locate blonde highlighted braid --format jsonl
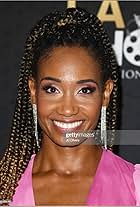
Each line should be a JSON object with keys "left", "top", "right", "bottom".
{"left": 0, "top": 7, "right": 120, "bottom": 201}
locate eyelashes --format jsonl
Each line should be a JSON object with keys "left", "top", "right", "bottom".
{"left": 41, "top": 84, "right": 97, "bottom": 95}
{"left": 42, "top": 85, "right": 59, "bottom": 94}
{"left": 78, "top": 87, "right": 96, "bottom": 94}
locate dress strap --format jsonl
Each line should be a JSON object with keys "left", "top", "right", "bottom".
{"left": 133, "top": 164, "right": 140, "bottom": 206}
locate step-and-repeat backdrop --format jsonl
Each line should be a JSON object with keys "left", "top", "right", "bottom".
{"left": 0, "top": 1, "right": 140, "bottom": 163}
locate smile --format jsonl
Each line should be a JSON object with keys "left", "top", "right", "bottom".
{"left": 53, "top": 120, "right": 83, "bottom": 129}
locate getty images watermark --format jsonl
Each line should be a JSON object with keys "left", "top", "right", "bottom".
{"left": 64, "top": 131, "right": 95, "bottom": 144}
{"left": 64, "top": 130, "right": 140, "bottom": 145}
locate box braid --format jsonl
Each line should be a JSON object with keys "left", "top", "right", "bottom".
{"left": 0, "top": 7, "right": 120, "bottom": 202}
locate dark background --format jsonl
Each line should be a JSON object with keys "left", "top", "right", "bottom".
{"left": 0, "top": 1, "right": 140, "bottom": 163}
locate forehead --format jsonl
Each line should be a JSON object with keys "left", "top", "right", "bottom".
{"left": 37, "top": 46, "right": 102, "bottom": 82}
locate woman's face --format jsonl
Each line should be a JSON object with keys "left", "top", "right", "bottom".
{"left": 29, "top": 46, "right": 113, "bottom": 147}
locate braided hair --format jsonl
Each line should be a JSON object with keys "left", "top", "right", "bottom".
{"left": 0, "top": 7, "right": 120, "bottom": 201}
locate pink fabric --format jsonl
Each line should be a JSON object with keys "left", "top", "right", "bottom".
{"left": 11, "top": 149, "right": 136, "bottom": 206}
{"left": 86, "top": 150, "right": 136, "bottom": 205}
{"left": 11, "top": 155, "right": 35, "bottom": 206}
{"left": 133, "top": 164, "right": 140, "bottom": 206}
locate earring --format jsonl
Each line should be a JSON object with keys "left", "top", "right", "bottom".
{"left": 101, "top": 106, "right": 107, "bottom": 150}
{"left": 33, "top": 104, "right": 39, "bottom": 148}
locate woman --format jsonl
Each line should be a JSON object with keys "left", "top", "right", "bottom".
{"left": 0, "top": 7, "right": 136, "bottom": 205}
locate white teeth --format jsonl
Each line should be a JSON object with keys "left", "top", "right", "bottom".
{"left": 53, "top": 120, "right": 83, "bottom": 129}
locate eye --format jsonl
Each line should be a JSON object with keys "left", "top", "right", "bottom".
{"left": 78, "top": 87, "right": 96, "bottom": 94}
{"left": 42, "top": 85, "right": 59, "bottom": 94}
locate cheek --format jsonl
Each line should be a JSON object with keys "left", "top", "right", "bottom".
{"left": 88, "top": 102, "right": 101, "bottom": 118}
{"left": 36, "top": 92, "right": 55, "bottom": 118}
{"left": 81, "top": 97, "right": 102, "bottom": 126}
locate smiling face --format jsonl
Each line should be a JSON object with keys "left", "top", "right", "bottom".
{"left": 29, "top": 46, "right": 113, "bottom": 147}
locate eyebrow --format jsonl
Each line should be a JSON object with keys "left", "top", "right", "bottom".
{"left": 40, "top": 77, "right": 98, "bottom": 85}
{"left": 40, "top": 77, "right": 61, "bottom": 83}
{"left": 76, "top": 79, "right": 98, "bottom": 85}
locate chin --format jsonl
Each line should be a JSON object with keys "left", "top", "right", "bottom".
{"left": 50, "top": 135, "right": 88, "bottom": 148}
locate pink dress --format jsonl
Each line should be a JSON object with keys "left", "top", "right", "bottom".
{"left": 133, "top": 164, "right": 140, "bottom": 206}
{"left": 11, "top": 149, "right": 136, "bottom": 206}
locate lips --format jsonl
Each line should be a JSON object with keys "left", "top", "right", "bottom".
{"left": 53, "top": 120, "right": 83, "bottom": 130}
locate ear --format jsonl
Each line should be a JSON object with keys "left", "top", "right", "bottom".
{"left": 102, "top": 79, "right": 114, "bottom": 107}
{"left": 28, "top": 77, "right": 37, "bottom": 104}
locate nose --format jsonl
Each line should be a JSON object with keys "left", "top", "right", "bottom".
{"left": 56, "top": 95, "right": 79, "bottom": 117}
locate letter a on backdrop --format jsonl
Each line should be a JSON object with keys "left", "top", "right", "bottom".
{"left": 97, "top": 0, "right": 125, "bottom": 29}
{"left": 67, "top": 0, "right": 76, "bottom": 8}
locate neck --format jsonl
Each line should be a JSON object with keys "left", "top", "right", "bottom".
{"left": 33, "top": 135, "right": 103, "bottom": 176}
